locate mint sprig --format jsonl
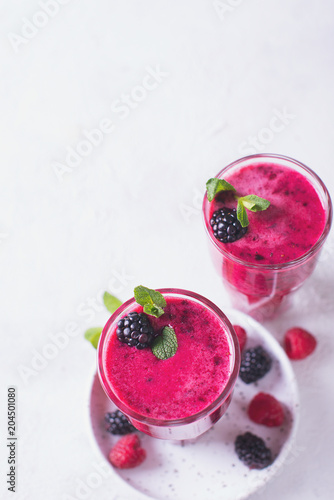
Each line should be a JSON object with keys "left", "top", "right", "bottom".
{"left": 134, "top": 286, "right": 166, "bottom": 318}
{"left": 103, "top": 291, "right": 123, "bottom": 314}
{"left": 238, "top": 194, "right": 271, "bottom": 212}
{"left": 84, "top": 327, "right": 103, "bottom": 349}
{"left": 237, "top": 201, "right": 249, "bottom": 227}
{"left": 206, "top": 178, "right": 236, "bottom": 202}
{"left": 151, "top": 326, "right": 178, "bottom": 360}
{"left": 236, "top": 195, "right": 271, "bottom": 227}
{"left": 206, "top": 177, "right": 270, "bottom": 227}
{"left": 134, "top": 287, "right": 179, "bottom": 358}
{"left": 84, "top": 291, "right": 122, "bottom": 349}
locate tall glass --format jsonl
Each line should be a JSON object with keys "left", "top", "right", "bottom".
{"left": 97, "top": 289, "right": 240, "bottom": 441}
{"left": 203, "top": 154, "right": 332, "bottom": 321}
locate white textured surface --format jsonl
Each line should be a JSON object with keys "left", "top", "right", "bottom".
{"left": 1, "top": 1, "right": 334, "bottom": 499}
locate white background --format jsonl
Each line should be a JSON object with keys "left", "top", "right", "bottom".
{"left": 1, "top": 0, "right": 334, "bottom": 499}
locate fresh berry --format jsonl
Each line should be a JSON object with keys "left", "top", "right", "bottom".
{"left": 109, "top": 434, "right": 146, "bottom": 469}
{"left": 248, "top": 392, "right": 284, "bottom": 427}
{"left": 233, "top": 325, "right": 247, "bottom": 351}
{"left": 116, "top": 311, "right": 158, "bottom": 349}
{"left": 239, "top": 346, "right": 272, "bottom": 384}
{"left": 105, "top": 410, "right": 136, "bottom": 435}
{"left": 284, "top": 327, "right": 317, "bottom": 360}
{"left": 235, "top": 432, "right": 272, "bottom": 469}
{"left": 210, "top": 207, "right": 247, "bottom": 243}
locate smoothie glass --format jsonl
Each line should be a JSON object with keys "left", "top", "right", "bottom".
{"left": 97, "top": 289, "right": 240, "bottom": 441}
{"left": 203, "top": 154, "right": 332, "bottom": 321}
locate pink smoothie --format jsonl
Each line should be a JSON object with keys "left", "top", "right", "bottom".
{"left": 210, "top": 162, "right": 326, "bottom": 265}
{"left": 103, "top": 296, "right": 232, "bottom": 420}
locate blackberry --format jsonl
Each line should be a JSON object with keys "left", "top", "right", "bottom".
{"left": 210, "top": 207, "right": 247, "bottom": 243}
{"left": 116, "top": 311, "right": 158, "bottom": 349}
{"left": 105, "top": 410, "right": 136, "bottom": 435}
{"left": 239, "top": 346, "right": 272, "bottom": 384}
{"left": 235, "top": 432, "right": 272, "bottom": 469}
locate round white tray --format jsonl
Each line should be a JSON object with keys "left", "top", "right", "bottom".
{"left": 88, "top": 309, "right": 299, "bottom": 500}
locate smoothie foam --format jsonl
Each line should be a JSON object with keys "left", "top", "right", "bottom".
{"left": 103, "top": 296, "right": 232, "bottom": 420}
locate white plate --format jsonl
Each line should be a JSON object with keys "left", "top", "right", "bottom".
{"left": 88, "top": 309, "right": 299, "bottom": 500}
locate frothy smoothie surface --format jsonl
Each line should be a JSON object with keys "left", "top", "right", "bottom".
{"left": 211, "top": 163, "right": 326, "bottom": 265}
{"left": 103, "top": 297, "right": 232, "bottom": 420}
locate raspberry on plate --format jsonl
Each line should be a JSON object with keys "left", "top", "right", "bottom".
{"left": 248, "top": 392, "right": 284, "bottom": 427}
{"left": 239, "top": 346, "right": 272, "bottom": 384}
{"left": 109, "top": 434, "right": 146, "bottom": 469}
{"left": 284, "top": 327, "right": 317, "bottom": 360}
{"left": 233, "top": 325, "right": 247, "bottom": 351}
{"left": 235, "top": 431, "right": 272, "bottom": 469}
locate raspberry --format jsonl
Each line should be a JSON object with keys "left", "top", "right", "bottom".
{"left": 105, "top": 410, "right": 136, "bottom": 435}
{"left": 109, "top": 434, "right": 146, "bottom": 469}
{"left": 210, "top": 207, "right": 247, "bottom": 243}
{"left": 284, "top": 327, "right": 317, "bottom": 360}
{"left": 235, "top": 432, "right": 272, "bottom": 469}
{"left": 233, "top": 325, "right": 247, "bottom": 351}
{"left": 116, "top": 311, "right": 158, "bottom": 349}
{"left": 248, "top": 392, "right": 285, "bottom": 427}
{"left": 239, "top": 346, "right": 272, "bottom": 384}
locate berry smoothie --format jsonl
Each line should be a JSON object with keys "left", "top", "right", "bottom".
{"left": 203, "top": 155, "right": 332, "bottom": 319}
{"left": 98, "top": 289, "right": 240, "bottom": 440}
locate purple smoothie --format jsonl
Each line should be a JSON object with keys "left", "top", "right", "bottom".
{"left": 103, "top": 296, "right": 233, "bottom": 420}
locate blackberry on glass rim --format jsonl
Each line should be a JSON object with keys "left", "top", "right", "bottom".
{"left": 210, "top": 207, "right": 247, "bottom": 243}
{"left": 116, "top": 311, "right": 158, "bottom": 349}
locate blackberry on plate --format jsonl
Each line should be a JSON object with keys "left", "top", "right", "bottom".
{"left": 235, "top": 431, "right": 272, "bottom": 469}
{"left": 210, "top": 207, "right": 247, "bottom": 243}
{"left": 239, "top": 346, "right": 272, "bottom": 384}
{"left": 116, "top": 311, "right": 158, "bottom": 349}
{"left": 105, "top": 410, "right": 136, "bottom": 435}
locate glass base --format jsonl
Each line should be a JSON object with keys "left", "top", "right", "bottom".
{"left": 225, "top": 283, "right": 292, "bottom": 321}
{"left": 128, "top": 393, "right": 233, "bottom": 440}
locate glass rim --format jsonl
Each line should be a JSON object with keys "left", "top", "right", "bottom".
{"left": 202, "top": 153, "right": 333, "bottom": 270}
{"left": 97, "top": 288, "right": 241, "bottom": 427}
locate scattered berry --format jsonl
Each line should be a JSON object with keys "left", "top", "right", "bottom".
{"left": 116, "top": 311, "right": 158, "bottom": 349}
{"left": 235, "top": 432, "right": 272, "bottom": 469}
{"left": 105, "top": 410, "right": 136, "bottom": 435}
{"left": 109, "top": 434, "right": 146, "bottom": 469}
{"left": 233, "top": 325, "right": 247, "bottom": 351}
{"left": 239, "top": 346, "right": 272, "bottom": 384}
{"left": 284, "top": 327, "right": 317, "bottom": 360}
{"left": 210, "top": 207, "right": 247, "bottom": 243}
{"left": 248, "top": 392, "right": 284, "bottom": 427}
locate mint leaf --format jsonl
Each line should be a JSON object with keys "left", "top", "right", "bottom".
{"left": 236, "top": 195, "right": 270, "bottom": 227}
{"left": 84, "top": 327, "right": 103, "bottom": 349}
{"left": 134, "top": 286, "right": 152, "bottom": 306}
{"left": 237, "top": 200, "right": 249, "bottom": 227}
{"left": 134, "top": 286, "right": 166, "bottom": 318}
{"left": 206, "top": 178, "right": 236, "bottom": 202}
{"left": 238, "top": 195, "right": 270, "bottom": 212}
{"left": 143, "top": 303, "right": 165, "bottom": 318}
{"left": 145, "top": 288, "right": 166, "bottom": 308}
{"left": 103, "top": 292, "right": 122, "bottom": 314}
{"left": 151, "top": 326, "right": 178, "bottom": 360}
